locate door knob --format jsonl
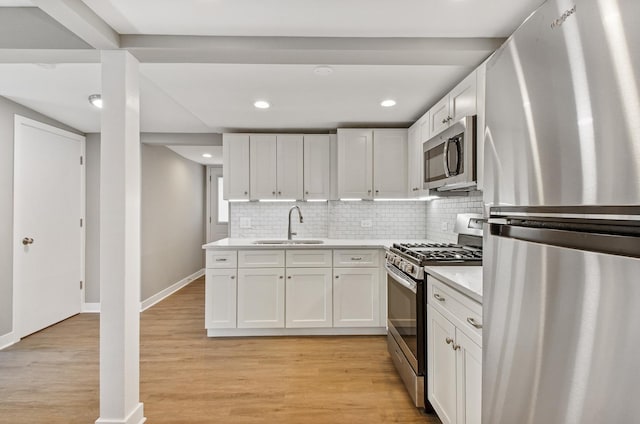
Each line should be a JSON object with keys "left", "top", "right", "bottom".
{"left": 22, "top": 237, "right": 34, "bottom": 245}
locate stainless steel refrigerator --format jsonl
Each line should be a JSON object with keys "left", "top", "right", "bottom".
{"left": 483, "top": 0, "right": 640, "bottom": 422}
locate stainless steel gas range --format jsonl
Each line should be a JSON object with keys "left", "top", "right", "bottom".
{"left": 385, "top": 214, "right": 483, "bottom": 410}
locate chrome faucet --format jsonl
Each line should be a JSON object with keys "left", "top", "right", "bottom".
{"left": 288, "top": 205, "right": 304, "bottom": 240}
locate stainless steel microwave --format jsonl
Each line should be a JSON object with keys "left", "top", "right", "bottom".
{"left": 423, "top": 115, "right": 477, "bottom": 192}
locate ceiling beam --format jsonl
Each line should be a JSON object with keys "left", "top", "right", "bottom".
{"left": 121, "top": 35, "right": 505, "bottom": 66}
{"left": 32, "top": 0, "right": 120, "bottom": 49}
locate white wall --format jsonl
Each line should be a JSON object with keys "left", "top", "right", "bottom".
{"left": 229, "top": 200, "right": 427, "bottom": 239}
{"left": 0, "top": 95, "right": 83, "bottom": 338}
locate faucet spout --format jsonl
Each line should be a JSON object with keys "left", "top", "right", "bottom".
{"left": 288, "top": 206, "right": 304, "bottom": 240}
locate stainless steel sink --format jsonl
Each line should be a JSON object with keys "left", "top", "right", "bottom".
{"left": 252, "top": 239, "right": 324, "bottom": 245}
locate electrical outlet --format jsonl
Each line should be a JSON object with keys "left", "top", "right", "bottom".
{"left": 361, "top": 219, "right": 373, "bottom": 228}
{"left": 240, "top": 217, "right": 252, "bottom": 229}
{"left": 441, "top": 221, "right": 448, "bottom": 231}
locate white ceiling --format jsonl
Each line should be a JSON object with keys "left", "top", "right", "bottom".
{"left": 0, "top": 0, "right": 546, "bottom": 134}
{"left": 82, "top": 0, "right": 543, "bottom": 38}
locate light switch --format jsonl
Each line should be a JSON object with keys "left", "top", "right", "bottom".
{"left": 240, "top": 217, "right": 252, "bottom": 229}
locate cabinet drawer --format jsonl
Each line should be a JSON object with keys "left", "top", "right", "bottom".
{"left": 429, "top": 277, "right": 482, "bottom": 344}
{"left": 286, "top": 250, "right": 332, "bottom": 267}
{"left": 206, "top": 250, "right": 237, "bottom": 269}
{"left": 333, "top": 249, "right": 379, "bottom": 267}
{"left": 238, "top": 250, "right": 285, "bottom": 268}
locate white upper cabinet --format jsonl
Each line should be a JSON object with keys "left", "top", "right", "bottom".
{"left": 222, "top": 134, "right": 250, "bottom": 200}
{"left": 276, "top": 135, "right": 304, "bottom": 199}
{"left": 429, "top": 70, "right": 478, "bottom": 138}
{"left": 303, "top": 135, "right": 331, "bottom": 200}
{"left": 249, "top": 134, "right": 277, "bottom": 199}
{"left": 337, "top": 128, "right": 407, "bottom": 199}
{"left": 408, "top": 120, "right": 423, "bottom": 197}
{"left": 337, "top": 129, "right": 374, "bottom": 199}
{"left": 373, "top": 129, "right": 407, "bottom": 198}
{"left": 249, "top": 134, "right": 303, "bottom": 200}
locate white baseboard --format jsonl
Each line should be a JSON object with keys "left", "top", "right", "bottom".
{"left": 0, "top": 331, "right": 17, "bottom": 350}
{"left": 82, "top": 302, "right": 101, "bottom": 313}
{"left": 140, "top": 268, "right": 204, "bottom": 312}
{"left": 95, "top": 402, "right": 145, "bottom": 424}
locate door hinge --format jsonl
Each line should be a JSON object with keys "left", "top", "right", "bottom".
{"left": 80, "top": 156, "right": 83, "bottom": 165}
{"left": 80, "top": 281, "right": 83, "bottom": 290}
{"left": 80, "top": 218, "right": 83, "bottom": 227}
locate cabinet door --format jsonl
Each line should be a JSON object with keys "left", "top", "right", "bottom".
{"left": 407, "top": 121, "right": 422, "bottom": 196}
{"left": 276, "top": 134, "right": 303, "bottom": 199}
{"left": 457, "top": 330, "right": 482, "bottom": 424}
{"left": 333, "top": 268, "right": 379, "bottom": 327}
{"left": 237, "top": 268, "right": 285, "bottom": 328}
{"left": 373, "top": 129, "right": 407, "bottom": 198}
{"left": 249, "top": 134, "right": 277, "bottom": 200}
{"left": 222, "top": 134, "right": 250, "bottom": 200}
{"left": 205, "top": 269, "right": 237, "bottom": 329}
{"left": 337, "top": 129, "right": 373, "bottom": 199}
{"left": 450, "top": 70, "right": 477, "bottom": 122}
{"left": 303, "top": 135, "right": 331, "bottom": 200}
{"left": 286, "top": 268, "right": 333, "bottom": 328}
{"left": 427, "top": 305, "right": 457, "bottom": 424}
{"left": 430, "top": 96, "right": 451, "bottom": 137}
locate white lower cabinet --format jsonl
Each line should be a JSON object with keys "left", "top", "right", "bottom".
{"left": 205, "top": 268, "right": 237, "bottom": 329}
{"left": 285, "top": 268, "right": 332, "bottom": 328}
{"left": 333, "top": 268, "right": 379, "bottom": 327}
{"left": 237, "top": 268, "right": 285, "bottom": 328}
{"left": 427, "top": 277, "right": 482, "bottom": 424}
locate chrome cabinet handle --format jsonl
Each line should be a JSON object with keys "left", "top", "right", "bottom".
{"left": 446, "top": 337, "right": 453, "bottom": 345}
{"left": 467, "top": 317, "right": 483, "bottom": 329}
{"left": 22, "top": 237, "right": 34, "bottom": 245}
{"left": 434, "top": 293, "right": 445, "bottom": 302}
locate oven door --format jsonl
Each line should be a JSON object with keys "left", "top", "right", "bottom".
{"left": 386, "top": 264, "right": 425, "bottom": 375}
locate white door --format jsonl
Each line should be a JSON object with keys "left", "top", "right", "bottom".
{"left": 13, "top": 116, "right": 84, "bottom": 338}
{"left": 249, "top": 134, "right": 277, "bottom": 200}
{"left": 333, "top": 268, "right": 379, "bottom": 327}
{"left": 237, "top": 268, "right": 285, "bottom": 328}
{"left": 373, "top": 129, "right": 407, "bottom": 198}
{"left": 285, "top": 267, "right": 332, "bottom": 328}
{"left": 276, "top": 134, "right": 303, "bottom": 199}
{"left": 207, "top": 167, "right": 229, "bottom": 243}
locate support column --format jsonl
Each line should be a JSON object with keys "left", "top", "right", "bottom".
{"left": 96, "top": 50, "right": 145, "bottom": 424}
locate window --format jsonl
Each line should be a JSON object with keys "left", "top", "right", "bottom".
{"left": 217, "top": 177, "right": 229, "bottom": 223}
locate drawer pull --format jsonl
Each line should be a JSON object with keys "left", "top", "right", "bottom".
{"left": 467, "top": 317, "right": 483, "bottom": 329}
{"left": 434, "top": 293, "right": 446, "bottom": 302}
{"left": 350, "top": 257, "right": 363, "bottom": 261}
{"left": 215, "top": 258, "right": 227, "bottom": 262}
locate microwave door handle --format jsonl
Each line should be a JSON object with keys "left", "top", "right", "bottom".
{"left": 443, "top": 139, "right": 451, "bottom": 177}
{"left": 452, "top": 137, "right": 462, "bottom": 176}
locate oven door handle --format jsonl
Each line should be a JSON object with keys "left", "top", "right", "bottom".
{"left": 385, "top": 264, "right": 418, "bottom": 294}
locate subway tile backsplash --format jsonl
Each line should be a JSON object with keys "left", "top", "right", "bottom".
{"left": 425, "top": 191, "right": 484, "bottom": 243}
{"left": 230, "top": 200, "right": 426, "bottom": 239}
{"left": 229, "top": 191, "right": 483, "bottom": 242}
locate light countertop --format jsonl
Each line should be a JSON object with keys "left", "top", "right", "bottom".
{"left": 424, "top": 266, "right": 483, "bottom": 303}
{"left": 203, "top": 238, "right": 428, "bottom": 249}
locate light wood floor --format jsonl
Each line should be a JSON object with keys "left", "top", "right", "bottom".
{"left": 0, "top": 277, "right": 440, "bottom": 423}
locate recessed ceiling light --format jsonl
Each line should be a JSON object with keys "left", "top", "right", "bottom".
{"left": 254, "top": 100, "right": 270, "bottom": 109}
{"left": 381, "top": 99, "right": 396, "bottom": 107}
{"left": 88, "top": 94, "right": 102, "bottom": 109}
{"left": 313, "top": 65, "right": 334, "bottom": 76}
{"left": 202, "top": 153, "right": 212, "bottom": 158}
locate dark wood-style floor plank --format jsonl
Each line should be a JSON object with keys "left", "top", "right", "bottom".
{"left": 0, "top": 277, "right": 440, "bottom": 423}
